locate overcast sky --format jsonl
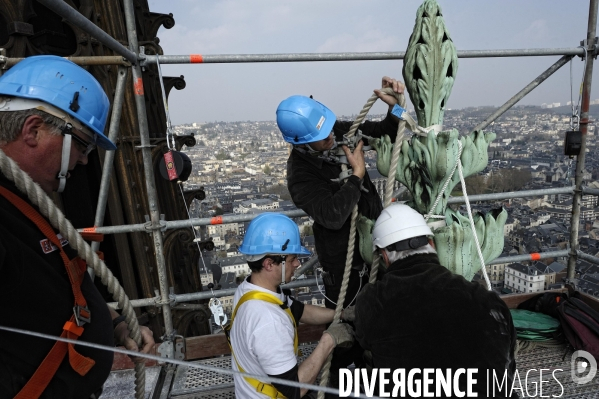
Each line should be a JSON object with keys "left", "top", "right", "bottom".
{"left": 147, "top": 0, "right": 599, "bottom": 124}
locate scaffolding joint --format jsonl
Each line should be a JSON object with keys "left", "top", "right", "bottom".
{"left": 143, "top": 215, "right": 168, "bottom": 233}
{"left": 580, "top": 37, "right": 598, "bottom": 59}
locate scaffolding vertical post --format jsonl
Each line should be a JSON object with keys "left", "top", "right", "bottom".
{"left": 568, "top": 0, "right": 598, "bottom": 279}
{"left": 122, "top": 0, "right": 175, "bottom": 353}
{"left": 90, "top": 66, "right": 129, "bottom": 268}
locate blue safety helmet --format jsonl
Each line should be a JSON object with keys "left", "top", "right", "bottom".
{"left": 0, "top": 55, "right": 115, "bottom": 150}
{"left": 239, "top": 213, "right": 310, "bottom": 258}
{"left": 276, "top": 95, "right": 336, "bottom": 145}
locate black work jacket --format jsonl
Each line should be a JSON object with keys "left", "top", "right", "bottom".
{"left": 286, "top": 113, "right": 399, "bottom": 273}
{"left": 0, "top": 174, "right": 114, "bottom": 399}
{"left": 354, "top": 253, "right": 518, "bottom": 398}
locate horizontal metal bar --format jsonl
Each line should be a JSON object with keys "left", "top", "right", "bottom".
{"left": 2, "top": 56, "right": 130, "bottom": 68}
{"left": 448, "top": 186, "right": 576, "bottom": 204}
{"left": 294, "top": 256, "right": 319, "bottom": 277}
{"left": 110, "top": 247, "right": 599, "bottom": 309}
{"left": 577, "top": 250, "right": 599, "bottom": 265}
{"left": 143, "top": 48, "right": 586, "bottom": 65}
{"left": 584, "top": 188, "right": 599, "bottom": 196}
{"left": 85, "top": 209, "right": 309, "bottom": 234}
{"left": 488, "top": 250, "right": 569, "bottom": 265}
{"left": 85, "top": 186, "right": 595, "bottom": 235}
{"left": 36, "top": 0, "right": 137, "bottom": 64}
{"left": 108, "top": 276, "right": 323, "bottom": 309}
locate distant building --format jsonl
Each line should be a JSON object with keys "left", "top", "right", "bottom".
{"left": 504, "top": 263, "right": 545, "bottom": 294}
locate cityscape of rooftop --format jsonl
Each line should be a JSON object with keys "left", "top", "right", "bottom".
{"left": 173, "top": 103, "right": 599, "bottom": 312}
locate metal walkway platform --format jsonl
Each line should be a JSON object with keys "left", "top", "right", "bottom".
{"left": 100, "top": 342, "right": 599, "bottom": 398}
{"left": 169, "top": 343, "right": 318, "bottom": 399}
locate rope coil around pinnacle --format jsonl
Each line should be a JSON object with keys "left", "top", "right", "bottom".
{"left": 0, "top": 148, "right": 146, "bottom": 399}
{"left": 317, "top": 87, "right": 403, "bottom": 398}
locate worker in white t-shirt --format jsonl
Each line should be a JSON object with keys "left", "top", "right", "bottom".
{"left": 230, "top": 213, "right": 354, "bottom": 399}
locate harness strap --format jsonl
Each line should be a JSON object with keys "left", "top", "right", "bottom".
{"left": 227, "top": 291, "right": 299, "bottom": 399}
{"left": 0, "top": 186, "right": 95, "bottom": 399}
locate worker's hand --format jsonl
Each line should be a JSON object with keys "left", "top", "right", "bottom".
{"left": 114, "top": 322, "right": 155, "bottom": 363}
{"left": 374, "top": 76, "right": 405, "bottom": 110}
{"left": 323, "top": 321, "right": 354, "bottom": 348}
{"left": 342, "top": 140, "right": 365, "bottom": 179}
{"left": 341, "top": 305, "right": 355, "bottom": 322}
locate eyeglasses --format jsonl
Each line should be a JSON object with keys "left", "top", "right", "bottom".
{"left": 61, "top": 123, "right": 96, "bottom": 156}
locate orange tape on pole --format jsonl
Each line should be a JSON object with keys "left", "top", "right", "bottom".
{"left": 190, "top": 54, "right": 204, "bottom": 63}
{"left": 210, "top": 216, "right": 223, "bottom": 225}
{"left": 134, "top": 78, "right": 144, "bottom": 95}
{"left": 530, "top": 253, "right": 541, "bottom": 261}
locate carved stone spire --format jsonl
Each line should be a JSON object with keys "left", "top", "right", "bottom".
{"left": 402, "top": 0, "right": 458, "bottom": 127}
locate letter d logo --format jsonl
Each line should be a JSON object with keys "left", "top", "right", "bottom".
{"left": 571, "top": 350, "right": 597, "bottom": 385}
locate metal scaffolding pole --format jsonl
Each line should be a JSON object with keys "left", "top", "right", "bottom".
{"left": 81, "top": 185, "right": 599, "bottom": 236}
{"left": 488, "top": 251, "right": 569, "bottom": 266}
{"left": 1, "top": 56, "right": 130, "bottom": 68}
{"left": 36, "top": 0, "right": 137, "bottom": 64}
{"left": 141, "top": 47, "right": 586, "bottom": 65}
{"left": 473, "top": 55, "right": 573, "bottom": 132}
{"left": 121, "top": 0, "right": 175, "bottom": 346}
{"left": 108, "top": 276, "right": 324, "bottom": 309}
{"left": 81, "top": 209, "right": 308, "bottom": 234}
{"left": 568, "top": 0, "right": 598, "bottom": 279}
{"left": 90, "top": 66, "right": 129, "bottom": 276}
{"left": 108, "top": 247, "right": 599, "bottom": 309}
{"left": 577, "top": 251, "right": 599, "bottom": 265}
{"left": 447, "top": 186, "right": 576, "bottom": 204}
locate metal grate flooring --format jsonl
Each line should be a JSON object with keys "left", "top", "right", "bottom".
{"left": 169, "top": 343, "right": 599, "bottom": 398}
{"left": 170, "top": 343, "right": 318, "bottom": 398}
{"left": 515, "top": 345, "right": 599, "bottom": 398}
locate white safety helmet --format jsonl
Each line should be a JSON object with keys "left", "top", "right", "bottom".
{"left": 372, "top": 204, "right": 433, "bottom": 250}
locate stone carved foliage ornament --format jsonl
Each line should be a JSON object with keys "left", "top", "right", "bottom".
{"left": 402, "top": 0, "right": 458, "bottom": 129}
{"left": 357, "top": 0, "right": 506, "bottom": 282}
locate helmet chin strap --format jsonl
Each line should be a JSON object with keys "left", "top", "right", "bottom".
{"left": 280, "top": 260, "right": 286, "bottom": 286}
{"left": 56, "top": 134, "right": 72, "bottom": 193}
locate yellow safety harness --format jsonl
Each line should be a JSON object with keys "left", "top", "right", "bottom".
{"left": 225, "top": 290, "right": 299, "bottom": 399}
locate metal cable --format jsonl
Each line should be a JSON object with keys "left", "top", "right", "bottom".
{"left": 0, "top": 148, "right": 146, "bottom": 396}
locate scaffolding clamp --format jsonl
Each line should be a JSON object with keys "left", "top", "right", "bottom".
{"left": 138, "top": 46, "right": 148, "bottom": 69}
{"left": 143, "top": 215, "right": 168, "bottom": 233}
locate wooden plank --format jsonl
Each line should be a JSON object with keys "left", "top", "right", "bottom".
{"left": 500, "top": 288, "right": 569, "bottom": 309}
{"left": 184, "top": 323, "right": 326, "bottom": 361}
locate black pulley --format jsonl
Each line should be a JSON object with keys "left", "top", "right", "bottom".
{"left": 564, "top": 130, "right": 582, "bottom": 156}
{"left": 159, "top": 150, "right": 192, "bottom": 182}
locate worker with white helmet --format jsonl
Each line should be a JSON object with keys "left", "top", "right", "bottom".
{"left": 230, "top": 213, "right": 355, "bottom": 398}
{"left": 0, "top": 55, "right": 154, "bottom": 398}
{"left": 354, "top": 204, "right": 517, "bottom": 397}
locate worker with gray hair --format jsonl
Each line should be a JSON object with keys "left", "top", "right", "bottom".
{"left": 354, "top": 204, "right": 517, "bottom": 397}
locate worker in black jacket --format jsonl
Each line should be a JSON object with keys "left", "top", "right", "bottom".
{"left": 355, "top": 204, "right": 517, "bottom": 398}
{"left": 0, "top": 55, "right": 154, "bottom": 399}
{"left": 276, "top": 77, "right": 403, "bottom": 397}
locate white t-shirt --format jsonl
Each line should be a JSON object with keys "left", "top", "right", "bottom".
{"left": 231, "top": 278, "right": 297, "bottom": 398}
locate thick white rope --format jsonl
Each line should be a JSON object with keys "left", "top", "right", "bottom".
{"left": 455, "top": 142, "right": 492, "bottom": 291}
{"left": 318, "top": 87, "right": 401, "bottom": 398}
{"left": 0, "top": 148, "right": 146, "bottom": 398}
{"left": 371, "top": 89, "right": 407, "bottom": 284}
{"left": 424, "top": 135, "right": 462, "bottom": 223}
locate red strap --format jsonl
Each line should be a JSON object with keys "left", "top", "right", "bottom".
{"left": 0, "top": 186, "right": 95, "bottom": 398}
